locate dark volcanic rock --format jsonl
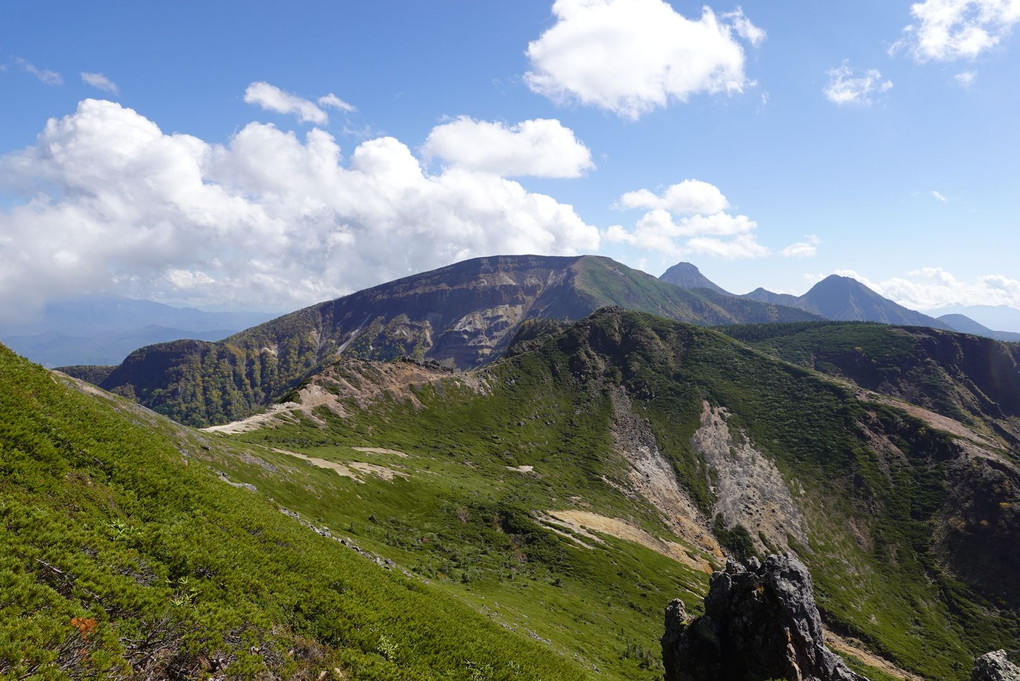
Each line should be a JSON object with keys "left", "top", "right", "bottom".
{"left": 972, "top": 650, "right": 1020, "bottom": 681}
{"left": 662, "top": 555, "right": 866, "bottom": 681}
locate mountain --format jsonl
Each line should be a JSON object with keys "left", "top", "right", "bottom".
{"left": 938, "top": 313, "right": 1020, "bottom": 343}
{"left": 798, "top": 275, "right": 951, "bottom": 327}
{"left": 201, "top": 308, "right": 1020, "bottom": 679}
{"left": 0, "top": 325, "right": 242, "bottom": 368}
{"left": 0, "top": 296, "right": 273, "bottom": 366}
{"left": 928, "top": 305, "right": 1020, "bottom": 334}
{"left": 658, "top": 262, "right": 731, "bottom": 295}
{"left": 742, "top": 275, "right": 951, "bottom": 329}
{"left": 0, "top": 343, "right": 589, "bottom": 680}
{"left": 69, "top": 254, "right": 819, "bottom": 426}
{"left": 743, "top": 287, "right": 800, "bottom": 307}
{"left": 6, "top": 307, "right": 1020, "bottom": 679}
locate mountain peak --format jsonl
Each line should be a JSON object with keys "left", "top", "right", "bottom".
{"left": 659, "top": 262, "right": 731, "bottom": 296}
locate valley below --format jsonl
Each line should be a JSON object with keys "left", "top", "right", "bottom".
{"left": 2, "top": 257, "right": 1020, "bottom": 680}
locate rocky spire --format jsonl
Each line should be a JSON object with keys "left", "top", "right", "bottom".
{"left": 662, "top": 554, "right": 867, "bottom": 681}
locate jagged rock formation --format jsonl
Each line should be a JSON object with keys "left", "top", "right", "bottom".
{"left": 973, "top": 651, "right": 1020, "bottom": 681}
{"left": 662, "top": 555, "right": 867, "bottom": 681}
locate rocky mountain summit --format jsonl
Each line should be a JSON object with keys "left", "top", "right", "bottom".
{"left": 662, "top": 555, "right": 866, "bottom": 681}
{"left": 972, "top": 651, "right": 1020, "bottom": 681}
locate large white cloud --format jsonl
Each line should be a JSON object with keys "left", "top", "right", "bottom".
{"left": 893, "top": 0, "right": 1020, "bottom": 61}
{"left": 421, "top": 116, "right": 594, "bottom": 178}
{"left": 0, "top": 99, "right": 600, "bottom": 321}
{"left": 524, "top": 0, "right": 764, "bottom": 119}
{"left": 605, "top": 180, "right": 770, "bottom": 259}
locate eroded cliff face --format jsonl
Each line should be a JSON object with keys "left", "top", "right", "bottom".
{"left": 691, "top": 402, "right": 809, "bottom": 554}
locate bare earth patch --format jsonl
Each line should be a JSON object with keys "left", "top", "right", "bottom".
{"left": 546, "top": 510, "right": 715, "bottom": 573}
{"left": 352, "top": 446, "right": 408, "bottom": 458}
{"left": 506, "top": 465, "right": 534, "bottom": 473}
{"left": 858, "top": 391, "right": 998, "bottom": 447}
{"left": 273, "top": 449, "right": 407, "bottom": 484}
{"left": 824, "top": 630, "right": 923, "bottom": 680}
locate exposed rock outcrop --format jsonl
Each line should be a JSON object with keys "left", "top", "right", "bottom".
{"left": 662, "top": 555, "right": 867, "bottom": 681}
{"left": 973, "top": 650, "right": 1020, "bottom": 681}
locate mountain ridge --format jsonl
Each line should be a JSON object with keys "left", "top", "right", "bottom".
{"left": 67, "top": 254, "right": 819, "bottom": 426}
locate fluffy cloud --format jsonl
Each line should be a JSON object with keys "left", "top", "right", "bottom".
{"left": 0, "top": 99, "right": 600, "bottom": 321}
{"left": 525, "top": 0, "right": 764, "bottom": 119}
{"left": 244, "top": 82, "right": 330, "bottom": 124}
{"left": 824, "top": 61, "right": 893, "bottom": 105}
{"left": 606, "top": 180, "right": 768, "bottom": 258}
{"left": 931, "top": 190, "right": 949, "bottom": 202}
{"left": 893, "top": 0, "right": 1020, "bottom": 62}
{"left": 81, "top": 72, "right": 118, "bottom": 94}
{"left": 422, "top": 116, "right": 594, "bottom": 178}
{"left": 823, "top": 267, "right": 1020, "bottom": 310}
{"left": 617, "top": 180, "right": 729, "bottom": 215}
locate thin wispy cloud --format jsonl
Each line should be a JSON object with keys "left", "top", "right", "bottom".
{"left": 14, "top": 57, "right": 62, "bottom": 86}
{"left": 824, "top": 61, "right": 893, "bottom": 106}
{"left": 81, "top": 72, "right": 119, "bottom": 94}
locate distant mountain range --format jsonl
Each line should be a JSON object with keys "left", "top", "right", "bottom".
{"left": 0, "top": 297, "right": 273, "bottom": 366}
{"left": 661, "top": 262, "right": 1020, "bottom": 341}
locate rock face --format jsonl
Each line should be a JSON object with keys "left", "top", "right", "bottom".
{"left": 973, "top": 651, "right": 1020, "bottom": 681}
{"left": 662, "top": 555, "right": 867, "bottom": 681}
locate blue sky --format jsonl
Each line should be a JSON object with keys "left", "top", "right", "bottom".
{"left": 1, "top": 0, "right": 1019, "bottom": 322}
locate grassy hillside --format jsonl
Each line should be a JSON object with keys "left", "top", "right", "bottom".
{"left": 0, "top": 344, "right": 593, "bottom": 680}
{"left": 204, "top": 309, "right": 1020, "bottom": 680}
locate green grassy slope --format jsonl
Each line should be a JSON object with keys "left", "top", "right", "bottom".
{"left": 207, "top": 309, "right": 1020, "bottom": 680}
{"left": 0, "top": 344, "right": 593, "bottom": 680}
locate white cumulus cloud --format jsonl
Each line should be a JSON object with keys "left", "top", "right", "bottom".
{"left": 525, "top": 0, "right": 764, "bottom": 119}
{"left": 606, "top": 180, "right": 767, "bottom": 258}
{"left": 893, "top": 0, "right": 1020, "bottom": 62}
{"left": 244, "top": 82, "right": 329, "bottom": 124}
{"left": 422, "top": 116, "right": 594, "bottom": 178}
{"left": 617, "top": 180, "right": 729, "bottom": 215}
{"left": 824, "top": 61, "right": 893, "bottom": 106}
{"left": 0, "top": 99, "right": 600, "bottom": 321}
{"left": 81, "top": 72, "right": 118, "bottom": 94}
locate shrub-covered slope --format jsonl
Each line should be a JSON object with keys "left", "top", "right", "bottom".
{"left": 0, "top": 344, "right": 592, "bottom": 680}
{"left": 206, "top": 309, "right": 1020, "bottom": 680}
{"left": 74, "top": 254, "right": 817, "bottom": 427}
